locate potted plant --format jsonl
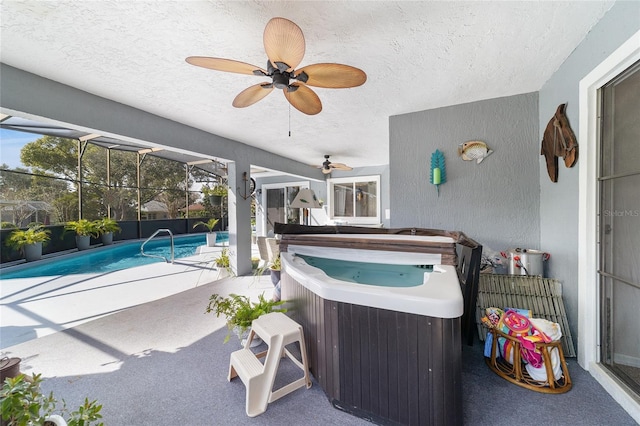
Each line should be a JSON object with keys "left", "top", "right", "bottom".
{"left": 214, "top": 248, "right": 233, "bottom": 276}
{"left": 94, "top": 217, "right": 121, "bottom": 246}
{"left": 269, "top": 254, "right": 281, "bottom": 286}
{"left": 64, "top": 219, "right": 100, "bottom": 251}
{"left": 251, "top": 257, "right": 260, "bottom": 270}
{"left": 204, "top": 184, "right": 227, "bottom": 206}
{"left": 205, "top": 292, "right": 286, "bottom": 345}
{"left": 5, "top": 224, "right": 51, "bottom": 262}
{"left": 0, "top": 373, "right": 103, "bottom": 426}
{"left": 192, "top": 218, "right": 220, "bottom": 247}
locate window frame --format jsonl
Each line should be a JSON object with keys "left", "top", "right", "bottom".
{"left": 327, "top": 175, "right": 380, "bottom": 225}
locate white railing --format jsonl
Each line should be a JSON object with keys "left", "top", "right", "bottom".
{"left": 140, "top": 228, "right": 174, "bottom": 263}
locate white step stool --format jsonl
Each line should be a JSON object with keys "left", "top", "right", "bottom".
{"left": 228, "top": 312, "right": 312, "bottom": 417}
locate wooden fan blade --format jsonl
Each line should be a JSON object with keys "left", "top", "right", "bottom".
{"left": 233, "top": 83, "right": 274, "bottom": 108}
{"left": 284, "top": 83, "right": 322, "bottom": 115}
{"left": 331, "top": 163, "right": 353, "bottom": 171}
{"left": 186, "top": 57, "right": 267, "bottom": 76}
{"left": 264, "top": 17, "right": 305, "bottom": 72}
{"left": 296, "top": 63, "right": 367, "bottom": 88}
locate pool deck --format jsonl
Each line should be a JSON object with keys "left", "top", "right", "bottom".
{"left": 0, "top": 244, "right": 262, "bottom": 349}
{"left": 1, "top": 244, "right": 637, "bottom": 425}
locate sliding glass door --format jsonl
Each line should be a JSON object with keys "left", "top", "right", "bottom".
{"left": 598, "top": 60, "right": 640, "bottom": 396}
{"left": 262, "top": 183, "right": 305, "bottom": 236}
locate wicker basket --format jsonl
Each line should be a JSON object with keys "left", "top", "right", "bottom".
{"left": 485, "top": 327, "right": 572, "bottom": 393}
{"left": 476, "top": 274, "right": 576, "bottom": 357}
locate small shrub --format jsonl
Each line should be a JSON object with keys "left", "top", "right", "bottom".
{"left": 0, "top": 373, "right": 103, "bottom": 426}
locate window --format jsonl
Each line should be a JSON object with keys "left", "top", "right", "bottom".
{"left": 328, "top": 176, "right": 380, "bottom": 224}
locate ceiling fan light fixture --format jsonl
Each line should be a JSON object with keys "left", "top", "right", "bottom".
{"left": 294, "top": 71, "right": 309, "bottom": 83}
{"left": 319, "top": 154, "right": 353, "bottom": 173}
{"left": 272, "top": 72, "right": 289, "bottom": 89}
{"left": 274, "top": 61, "right": 291, "bottom": 73}
{"left": 186, "top": 17, "right": 365, "bottom": 115}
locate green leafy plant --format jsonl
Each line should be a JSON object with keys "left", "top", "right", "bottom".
{"left": 1, "top": 373, "right": 103, "bottom": 426}
{"left": 192, "top": 218, "right": 220, "bottom": 232}
{"left": 215, "top": 248, "right": 230, "bottom": 268}
{"left": 269, "top": 254, "right": 281, "bottom": 271}
{"left": 253, "top": 253, "right": 280, "bottom": 279}
{"left": 1, "top": 222, "right": 17, "bottom": 229}
{"left": 64, "top": 219, "right": 100, "bottom": 237}
{"left": 210, "top": 185, "right": 227, "bottom": 196}
{"left": 94, "top": 218, "right": 120, "bottom": 235}
{"left": 202, "top": 184, "right": 227, "bottom": 197}
{"left": 205, "top": 292, "right": 286, "bottom": 343}
{"left": 251, "top": 257, "right": 260, "bottom": 269}
{"left": 214, "top": 248, "right": 233, "bottom": 276}
{"left": 6, "top": 224, "right": 51, "bottom": 251}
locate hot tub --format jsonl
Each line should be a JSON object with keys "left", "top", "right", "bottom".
{"left": 280, "top": 233, "right": 465, "bottom": 426}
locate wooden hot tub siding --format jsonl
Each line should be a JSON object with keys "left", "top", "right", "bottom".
{"left": 282, "top": 273, "right": 463, "bottom": 426}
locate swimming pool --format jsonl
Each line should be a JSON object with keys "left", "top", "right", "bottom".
{"left": 0, "top": 233, "right": 228, "bottom": 279}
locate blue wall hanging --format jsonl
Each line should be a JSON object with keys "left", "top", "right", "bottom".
{"left": 429, "top": 149, "right": 447, "bottom": 196}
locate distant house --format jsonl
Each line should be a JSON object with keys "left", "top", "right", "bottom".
{"left": 0, "top": 200, "right": 54, "bottom": 227}
{"left": 179, "top": 203, "right": 205, "bottom": 216}
{"left": 140, "top": 200, "right": 168, "bottom": 220}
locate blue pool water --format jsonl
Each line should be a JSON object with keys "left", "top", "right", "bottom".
{"left": 296, "top": 254, "right": 432, "bottom": 287}
{"left": 0, "top": 233, "right": 228, "bottom": 279}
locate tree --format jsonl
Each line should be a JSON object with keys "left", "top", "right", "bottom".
{"left": 17, "top": 135, "right": 209, "bottom": 221}
{"left": 0, "top": 164, "right": 64, "bottom": 225}
{"left": 20, "top": 136, "right": 78, "bottom": 180}
{"left": 0, "top": 164, "right": 32, "bottom": 200}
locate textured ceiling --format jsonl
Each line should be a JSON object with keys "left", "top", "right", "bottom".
{"left": 0, "top": 1, "right": 614, "bottom": 169}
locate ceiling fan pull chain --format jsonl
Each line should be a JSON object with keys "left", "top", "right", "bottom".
{"left": 289, "top": 102, "right": 291, "bottom": 137}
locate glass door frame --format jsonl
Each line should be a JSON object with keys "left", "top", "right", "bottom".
{"left": 260, "top": 181, "right": 309, "bottom": 236}
{"left": 578, "top": 29, "right": 639, "bottom": 420}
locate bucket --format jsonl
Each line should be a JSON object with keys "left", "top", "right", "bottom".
{"left": 501, "top": 248, "right": 550, "bottom": 277}
{"left": 0, "top": 357, "right": 22, "bottom": 382}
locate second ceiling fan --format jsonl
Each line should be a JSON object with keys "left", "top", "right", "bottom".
{"left": 320, "top": 155, "right": 352, "bottom": 174}
{"left": 186, "top": 17, "right": 366, "bottom": 115}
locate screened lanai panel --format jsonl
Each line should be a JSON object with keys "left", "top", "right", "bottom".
{"left": 1, "top": 115, "right": 228, "bottom": 177}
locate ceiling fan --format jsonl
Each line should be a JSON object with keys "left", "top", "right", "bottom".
{"left": 319, "top": 155, "right": 353, "bottom": 174}
{"left": 185, "top": 17, "right": 366, "bottom": 115}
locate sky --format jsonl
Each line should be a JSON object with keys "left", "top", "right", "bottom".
{"left": 0, "top": 129, "right": 40, "bottom": 169}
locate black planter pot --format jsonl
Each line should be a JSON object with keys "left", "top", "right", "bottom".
{"left": 270, "top": 269, "right": 281, "bottom": 286}
{"left": 208, "top": 195, "right": 223, "bottom": 205}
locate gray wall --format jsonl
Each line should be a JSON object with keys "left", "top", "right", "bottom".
{"left": 388, "top": 1, "right": 640, "bottom": 352}
{"left": 389, "top": 92, "right": 539, "bottom": 251}
{"left": 538, "top": 1, "right": 640, "bottom": 347}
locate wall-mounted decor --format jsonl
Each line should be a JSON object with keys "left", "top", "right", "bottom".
{"left": 458, "top": 140, "right": 493, "bottom": 164}
{"left": 541, "top": 103, "right": 578, "bottom": 183}
{"left": 429, "top": 149, "right": 447, "bottom": 196}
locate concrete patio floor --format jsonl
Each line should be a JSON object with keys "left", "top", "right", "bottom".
{"left": 0, "top": 245, "right": 637, "bottom": 425}
{"left": 0, "top": 245, "right": 232, "bottom": 349}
